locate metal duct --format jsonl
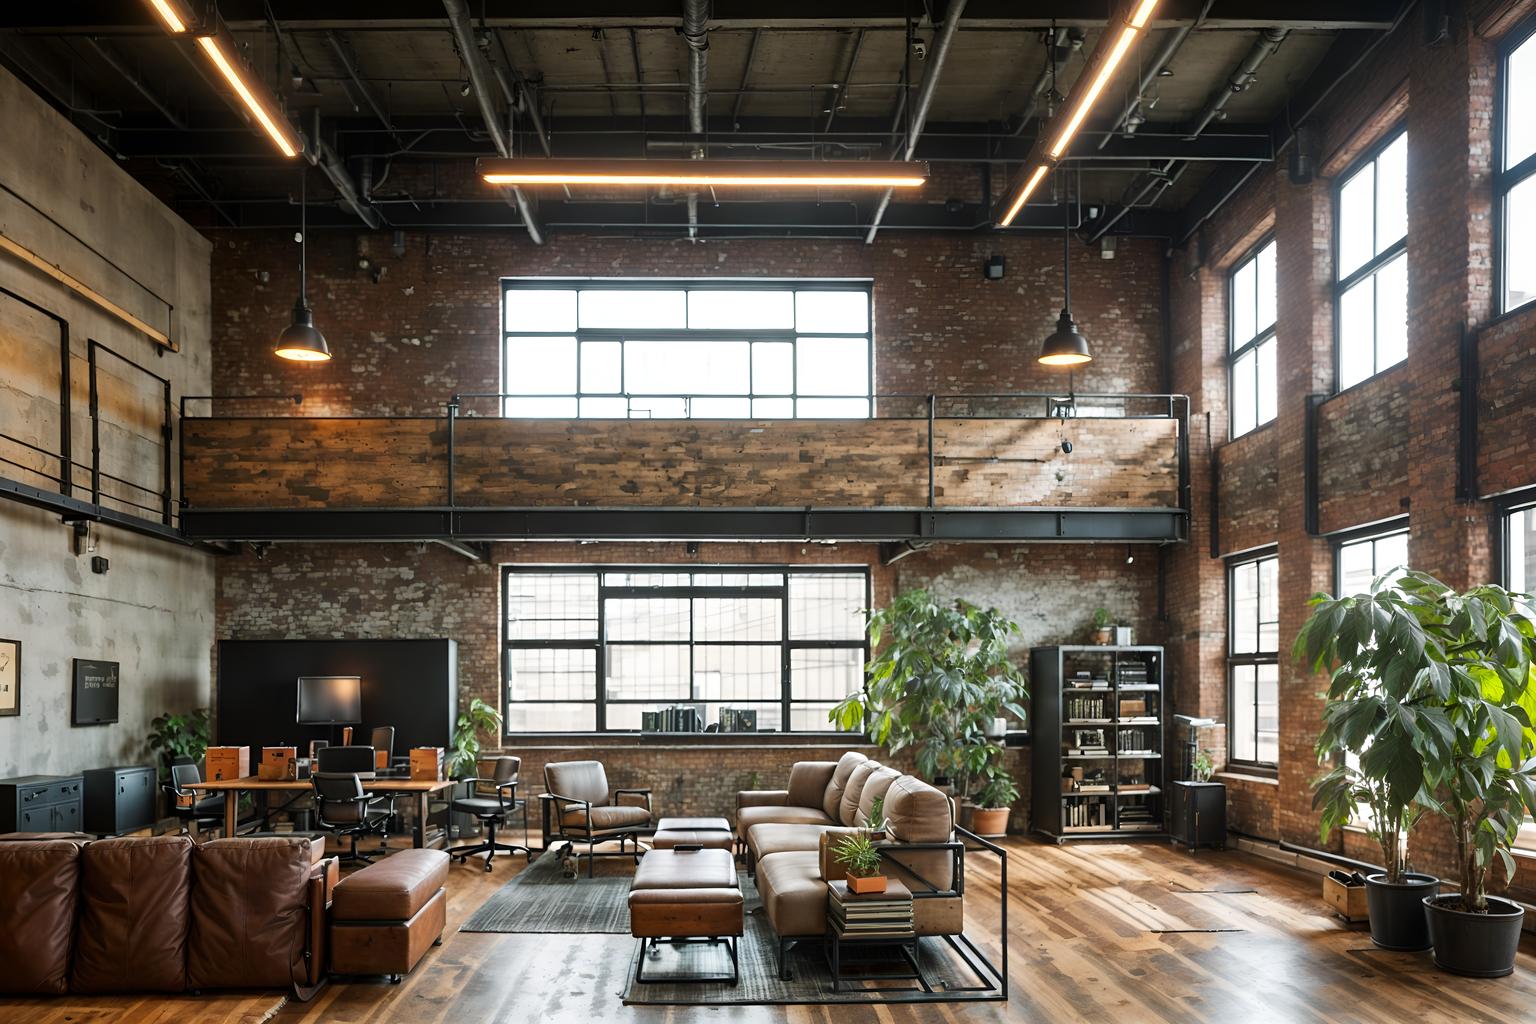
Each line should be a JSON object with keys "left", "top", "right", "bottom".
{"left": 864, "top": 0, "right": 968, "bottom": 244}
{"left": 306, "top": 109, "right": 381, "bottom": 230}
{"left": 683, "top": 0, "right": 711, "bottom": 239}
{"left": 1186, "top": 28, "right": 1289, "bottom": 140}
{"left": 1097, "top": 0, "right": 1212, "bottom": 148}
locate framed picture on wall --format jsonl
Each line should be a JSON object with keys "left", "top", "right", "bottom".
{"left": 0, "top": 638, "right": 18, "bottom": 717}
{"left": 72, "top": 658, "right": 119, "bottom": 726}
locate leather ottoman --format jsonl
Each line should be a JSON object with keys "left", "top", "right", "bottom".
{"left": 651, "top": 815, "right": 735, "bottom": 852}
{"left": 330, "top": 849, "right": 449, "bottom": 982}
{"left": 628, "top": 848, "right": 742, "bottom": 985}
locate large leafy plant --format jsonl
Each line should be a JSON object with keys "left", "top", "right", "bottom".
{"left": 831, "top": 589, "right": 1027, "bottom": 799}
{"left": 448, "top": 698, "right": 504, "bottom": 779}
{"left": 147, "top": 708, "right": 211, "bottom": 783}
{"left": 1296, "top": 570, "right": 1536, "bottom": 910}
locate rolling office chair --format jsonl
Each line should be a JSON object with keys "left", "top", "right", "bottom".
{"left": 164, "top": 761, "right": 225, "bottom": 837}
{"left": 370, "top": 726, "right": 408, "bottom": 773}
{"left": 445, "top": 756, "right": 531, "bottom": 871}
{"left": 312, "top": 772, "right": 392, "bottom": 863}
{"left": 317, "top": 745, "right": 377, "bottom": 777}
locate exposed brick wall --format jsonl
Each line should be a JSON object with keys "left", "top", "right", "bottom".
{"left": 1477, "top": 310, "right": 1536, "bottom": 498}
{"left": 1216, "top": 428, "right": 1280, "bottom": 556}
{"left": 1314, "top": 371, "right": 1411, "bottom": 534}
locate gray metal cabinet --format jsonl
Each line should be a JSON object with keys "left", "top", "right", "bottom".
{"left": 83, "top": 765, "right": 157, "bottom": 836}
{"left": 0, "top": 774, "right": 85, "bottom": 833}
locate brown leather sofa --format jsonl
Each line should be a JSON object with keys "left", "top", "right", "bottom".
{"left": 0, "top": 833, "right": 334, "bottom": 998}
{"left": 736, "top": 751, "right": 965, "bottom": 978}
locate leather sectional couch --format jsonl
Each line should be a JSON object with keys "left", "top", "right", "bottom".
{"left": 736, "top": 751, "right": 964, "bottom": 976}
{"left": 0, "top": 833, "right": 334, "bottom": 997}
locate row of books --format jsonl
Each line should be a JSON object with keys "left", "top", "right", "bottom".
{"left": 640, "top": 705, "right": 705, "bottom": 733}
{"left": 1116, "top": 662, "right": 1151, "bottom": 684}
{"left": 1065, "top": 801, "right": 1111, "bottom": 828}
{"left": 1066, "top": 695, "right": 1109, "bottom": 719}
{"left": 827, "top": 880, "right": 914, "bottom": 938}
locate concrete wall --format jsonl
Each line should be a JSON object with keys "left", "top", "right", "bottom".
{"left": 0, "top": 64, "right": 214, "bottom": 778}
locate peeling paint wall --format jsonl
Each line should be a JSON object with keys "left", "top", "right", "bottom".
{"left": 0, "top": 64, "right": 214, "bottom": 778}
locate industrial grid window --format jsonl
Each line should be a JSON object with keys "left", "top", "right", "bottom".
{"left": 1499, "top": 19, "right": 1536, "bottom": 314}
{"left": 501, "top": 565, "right": 869, "bottom": 735}
{"left": 1228, "top": 237, "right": 1277, "bottom": 439}
{"left": 1227, "top": 551, "right": 1279, "bottom": 770}
{"left": 1334, "top": 130, "right": 1408, "bottom": 391}
{"left": 499, "top": 279, "right": 873, "bottom": 419}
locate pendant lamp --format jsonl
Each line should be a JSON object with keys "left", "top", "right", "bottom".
{"left": 273, "top": 168, "right": 330, "bottom": 362}
{"left": 1038, "top": 202, "right": 1092, "bottom": 367}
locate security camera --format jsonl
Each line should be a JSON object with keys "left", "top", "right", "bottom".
{"left": 1060, "top": 440, "right": 1073, "bottom": 454}
{"left": 912, "top": 39, "right": 928, "bottom": 60}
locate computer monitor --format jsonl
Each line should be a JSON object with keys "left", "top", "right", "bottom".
{"left": 296, "top": 675, "right": 362, "bottom": 725}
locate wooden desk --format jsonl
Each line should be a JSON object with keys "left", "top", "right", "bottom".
{"left": 189, "top": 776, "right": 459, "bottom": 848}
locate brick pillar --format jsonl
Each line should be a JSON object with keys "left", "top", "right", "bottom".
{"left": 1273, "top": 167, "right": 1336, "bottom": 847}
{"left": 1405, "top": 20, "right": 1496, "bottom": 590}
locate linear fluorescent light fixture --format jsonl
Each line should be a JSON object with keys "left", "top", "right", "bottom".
{"left": 996, "top": 0, "right": 1162, "bottom": 227}
{"left": 478, "top": 158, "right": 929, "bottom": 189}
{"left": 143, "top": 1, "right": 302, "bottom": 159}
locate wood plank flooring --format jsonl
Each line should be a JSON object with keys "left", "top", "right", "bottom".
{"left": 5, "top": 834, "right": 1535, "bottom": 1023}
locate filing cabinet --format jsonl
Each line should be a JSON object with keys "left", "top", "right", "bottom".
{"left": 0, "top": 774, "right": 85, "bottom": 834}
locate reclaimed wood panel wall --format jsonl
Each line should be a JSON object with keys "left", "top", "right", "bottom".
{"left": 181, "top": 416, "right": 1180, "bottom": 510}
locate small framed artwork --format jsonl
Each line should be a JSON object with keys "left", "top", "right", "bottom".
{"left": 0, "top": 638, "right": 18, "bottom": 717}
{"left": 72, "top": 658, "right": 120, "bottom": 726}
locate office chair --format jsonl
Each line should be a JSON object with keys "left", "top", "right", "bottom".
{"left": 312, "top": 772, "right": 391, "bottom": 864}
{"left": 446, "top": 756, "right": 531, "bottom": 871}
{"left": 370, "top": 726, "right": 399, "bottom": 770}
{"left": 317, "top": 745, "right": 377, "bottom": 778}
{"left": 164, "top": 761, "right": 225, "bottom": 837}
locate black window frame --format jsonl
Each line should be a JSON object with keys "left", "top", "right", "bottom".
{"left": 500, "top": 563, "right": 871, "bottom": 739}
{"left": 1333, "top": 127, "right": 1409, "bottom": 393}
{"left": 1228, "top": 235, "right": 1278, "bottom": 440}
{"left": 498, "top": 278, "right": 875, "bottom": 419}
{"left": 1497, "top": 488, "right": 1536, "bottom": 592}
{"left": 1333, "top": 523, "right": 1411, "bottom": 595}
{"left": 1497, "top": 16, "right": 1536, "bottom": 316}
{"left": 1227, "top": 548, "right": 1280, "bottom": 773}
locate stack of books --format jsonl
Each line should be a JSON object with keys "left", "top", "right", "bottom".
{"left": 640, "top": 704, "right": 705, "bottom": 733}
{"left": 1117, "top": 661, "right": 1150, "bottom": 686}
{"left": 826, "top": 879, "right": 914, "bottom": 939}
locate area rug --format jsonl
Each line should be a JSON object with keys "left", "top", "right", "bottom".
{"left": 455, "top": 850, "right": 1004, "bottom": 1004}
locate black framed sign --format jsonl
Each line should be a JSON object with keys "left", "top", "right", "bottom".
{"left": 72, "top": 658, "right": 119, "bottom": 726}
{"left": 0, "top": 638, "right": 18, "bottom": 717}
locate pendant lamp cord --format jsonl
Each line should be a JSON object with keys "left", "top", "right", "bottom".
{"left": 1062, "top": 200, "right": 1071, "bottom": 312}
{"left": 298, "top": 168, "right": 307, "bottom": 305}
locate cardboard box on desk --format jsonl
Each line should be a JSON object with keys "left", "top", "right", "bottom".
{"left": 258, "top": 746, "right": 297, "bottom": 780}
{"left": 410, "top": 747, "right": 444, "bottom": 781}
{"left": 205, "top": 745, "right": 250, "bottom": 782}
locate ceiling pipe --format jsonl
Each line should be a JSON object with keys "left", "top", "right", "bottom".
{"left": 864, "top": 0, "right": 967, "bottom": 245}
{"left": 442, "top": 0, "right": 544, "bottom": 244}
{"left": 1096, "top": 0, "right": 1212, "bottom": 148}
{"left": 682, "top": 0, "right": 710, "bottom": 240}
{"left": 1010, "top": 27, "right": 1082, "bottom": 138}
{"left": 731, "top": 28, "right": 761, "bottom": 128}
{"left": 324, "top": 31, "right": 397, "bottom": 141}
{"left": 1185, "top": 27, "right": 1289, "bottom": 139}
{"left": 306, "top": 109, "right": 381, "bottom": 229}
{"left": 86, "top": 37, "right": 186, "bottom": 130}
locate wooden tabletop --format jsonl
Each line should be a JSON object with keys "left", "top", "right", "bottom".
{"left": 188, "top": 775, "right": 458, "bottom": 793}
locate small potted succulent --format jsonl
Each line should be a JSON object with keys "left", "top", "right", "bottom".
{"left": 833, "top": 830, "right": 887, "bottom": 894}
{"left": 1092, "top": 607, "right": 1114, "bottom": 645}
{"left": 866, "top": 795, "right": 888, "bottom": 840}
{"left": 1191, "top": 748, "right": 1215, "bottom": 783}
{"left": 970, "top": 771, "right": 1018, "bottom": 838}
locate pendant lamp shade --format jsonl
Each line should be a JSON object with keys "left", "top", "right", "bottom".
{"left": 274, "top": 169, "right": 331, "bottom": 362}
{"left": 274, "top": 297, "right": 330, "bottom": 361}
{"left": 1039, "top": 309, "right": 1092, "bottom": 365}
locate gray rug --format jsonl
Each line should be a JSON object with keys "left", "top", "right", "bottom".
{"left": 456, "top": 850, "right": 1004, "bottom": 1004}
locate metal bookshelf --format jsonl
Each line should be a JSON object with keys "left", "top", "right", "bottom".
{"left": 1029, "top": 645, "right": 1166, "bottom": 842}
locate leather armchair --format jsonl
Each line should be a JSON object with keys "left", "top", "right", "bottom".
{"left": 542, "top": 760, "right": 652, "bottom": 877}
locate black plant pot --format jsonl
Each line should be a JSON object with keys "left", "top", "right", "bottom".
{"left": 1423, "top": 894, "right": 1526, "bottom": 977}
{"left": 1364, "top": 872, "right": 1438, "bottom": 951}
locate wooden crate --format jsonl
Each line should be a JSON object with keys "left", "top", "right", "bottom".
{"left": 1322, "top": 875, "right": 1369, "bottom": 923}
{"left": 257, "top": 746, "right": 297, "bottom": 780}
{"left": 410, "top": 747, "right": 445, "bottom": 781}
{"left": 205, "top": 745, "right": 250, "bottom": 782}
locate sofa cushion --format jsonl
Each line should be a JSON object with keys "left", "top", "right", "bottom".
{"left": 737, "top": 804, "right": 836, "bottom": 840}
{"left": 748, "top": 822, "right": 851, "bottom": 861}
{"left": 756, "top": 851, "right": 827, "bottom": 938}
{"left": 188, "top": 838, "right": 313, "bottom": 990}
{"left": 820, "top": 751, "right": 868, "bottom": 821}
{"left": 0, "top": 840, "right": 81, "bottom": 994}
{"left": 856, "top": 766, "right": 902, "bottom": 826}
{"left": 786, "top": 761, "right": 838, "bottom": 810}
{"left": 73, "top": 835, "right": 193, "bottom": 993}
{"left": 838, "top": 760, "right": 883, "bottom": 826}
{"left": 332, "top": 849, "right": 448, "bottom": 922}
{"left": 884, "top": 775, "right": 953, "bottom": 842}
{"left": 562, "top": 803, "right": 651, "bottom": 832}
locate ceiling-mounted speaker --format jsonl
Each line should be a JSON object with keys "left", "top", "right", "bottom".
{"left": 1289, "top": 123, "right": 1318, "bottom": 185}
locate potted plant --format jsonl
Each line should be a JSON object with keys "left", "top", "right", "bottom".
{"left": 448, "top": 697, "right": 504, "bottom": 780}
{"left": 970, "top": 770, "right": 1018, "bottom": 838}
{"left": 147, "top": 707, "right": 212, "bottom": 816}
{"left": 1092, "top": 607, "right": 1114, "bottom": 645}
{"left": 1191, "top": 748, "right": 1215, "bottom": 783}
{"left": 830, "top": 589, "right": 1027, "bottom": 807}
{"left": 1297, "top": 576, "right": 1441, "bottom": 952}
{"left": 832, "top": 830, "right": 887, "bottom": 894}
{"left": 866, "top": 795, "right": 888, "bottom": 840}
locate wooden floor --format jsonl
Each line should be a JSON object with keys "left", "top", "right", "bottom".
{"left": 5, "top": 833, "right": 1535, "bottom": 1023}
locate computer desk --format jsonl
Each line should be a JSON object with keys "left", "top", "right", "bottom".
{"left": 188, "top": 775, "right": 459, "bottom": 848}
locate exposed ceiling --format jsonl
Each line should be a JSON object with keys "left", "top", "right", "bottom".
{"left": 0, "top": 2, "right": 1407, "bottom": 241}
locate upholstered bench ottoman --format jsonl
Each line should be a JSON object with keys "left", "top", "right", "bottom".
{"left": 628, "top": 848, "right": 742, "bottom": 985}
{"left": 330, "top": 849, "right": 449, "bottom": 982}
{"left": 651, "top": 816, "right": 735, "bottom": 852}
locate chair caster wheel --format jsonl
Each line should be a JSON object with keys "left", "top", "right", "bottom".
{"left": 484, "top": 861, "right": 493, "bottom": 872}
{"left": 389, "top": 974, "right": 402, "bottom": 985}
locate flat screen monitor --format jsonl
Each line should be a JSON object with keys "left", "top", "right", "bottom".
{"left": 296, "top": 675, "right": 362, "bottom": 725}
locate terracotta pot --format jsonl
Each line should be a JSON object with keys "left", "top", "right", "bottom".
{"left": 970, "top": 806, "right": 1010, "bottom": 837}
{"left": 847, "top": 873, "right": 888, "bottom": 895}
{"left": 1093, "top": 627, "right": 1114, "bottom": 645}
